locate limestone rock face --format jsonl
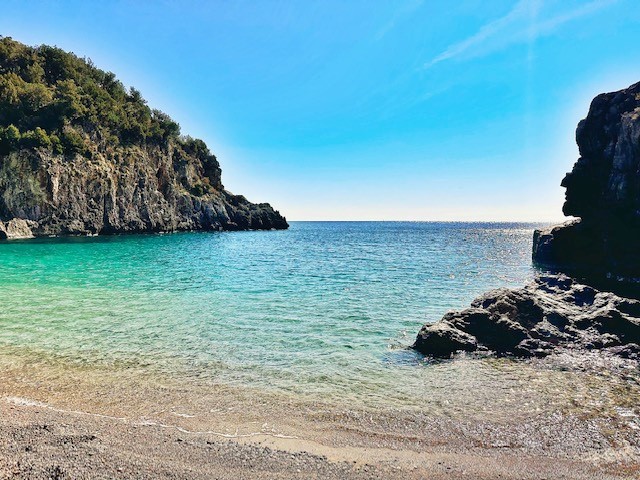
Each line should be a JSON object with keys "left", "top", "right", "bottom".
{"left": 533, "top": 81, "right": 640, "bottom": 282}
{"left": 0, "top": 147, "right": 288, "bottom": 237}
{"left": 413, "top": 274, "right": 640, "bottom": 358}
{"left": 0, "top": 218, "right": 36, "bottom": 239}
{"left": 0, "top": 37, "right": 287, "bottom": 237}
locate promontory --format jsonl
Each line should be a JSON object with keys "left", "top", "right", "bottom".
{"left": 0, "top": 37, "right": 288, "bottom": 239}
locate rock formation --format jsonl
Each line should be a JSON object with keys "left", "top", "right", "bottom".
{"left": 414, "top": 274, "right": 640, "bottom": 359}
{"left": 533, "top": 81, "right": 640, "bottom": 283}
{"left": 0, "top": 147, "right": 288, "bottom": 237}
{"left": 414, "top": 81, "right": 640, "bottom": 358}
{"left": 0, "top": 218, "right": 35, "bottom": 239}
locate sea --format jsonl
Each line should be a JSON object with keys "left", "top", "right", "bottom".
{"left": 0, "top": 221, "right": 562, "bottom": 410}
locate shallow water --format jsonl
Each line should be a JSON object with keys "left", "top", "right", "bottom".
{"left": 0, "top": 221, "right": 602, "bottom": 410}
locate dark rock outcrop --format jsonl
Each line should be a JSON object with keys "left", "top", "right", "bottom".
{"left": 413, "top": 274, "right": 640, "bottom": 359}
{"left": 413, "top": 323, "right": 477, "bottom": 357}
{"left": 414, "top": 81, "right": 640, "bottom": 360}
{"left": 0, "top": 147, "right": 288, "bottom": 237}
{"left": 533, "top": 81, "right": 640, "bottom": 283}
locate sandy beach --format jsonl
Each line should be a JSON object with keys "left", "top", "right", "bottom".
{"left": 0, "top": 350, "right": 638, "bottom": 479}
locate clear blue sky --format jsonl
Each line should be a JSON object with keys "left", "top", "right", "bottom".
{"left": 2, "top": 0, "right": 640, "bottom": 220}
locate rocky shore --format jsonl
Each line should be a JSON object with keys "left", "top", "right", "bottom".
{"left": 414, "top": 81, "right": 640, "bottom": 359}
{"left": 533, "top": 82, "right": 640, "bottom": 283}
{"left": 414, "top": 273, "right": 640, "bottom": 358}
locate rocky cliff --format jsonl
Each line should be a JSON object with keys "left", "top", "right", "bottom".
{"left": 533, "top": 81, "right": 640, "bottom": 283}
{"left": 0, "top": 37, "right": 287, "bottom": 238}
{"left": 0, "top": 145, "right": 288, "bottom": 237}
{"left": 413, "top": 82, "right": 640, "bottom": 359}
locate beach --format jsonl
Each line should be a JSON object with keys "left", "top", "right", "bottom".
{"left": 2, "top": 8, "right": 640, "bottom": 479}
{"left": 0, "top": 350, "right": 638, "bottom": 479}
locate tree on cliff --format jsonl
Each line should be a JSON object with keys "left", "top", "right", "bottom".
{"left": 0, "top": 36, "right": 190, "bottom": 155}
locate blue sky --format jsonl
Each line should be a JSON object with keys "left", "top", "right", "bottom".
{"left": 2, "top": 0, "right": 640, "bottom": 220}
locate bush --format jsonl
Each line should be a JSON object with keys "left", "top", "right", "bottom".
{"left": 60, "top": 128, "right": 85, "bottom": 154}
{"left": 49, "top": 133, "right": 63, "bottom": 154}
{"left": 20, "top": 127, "right": 52, "bottom": 149}
{"left": 0, "top": 124, "right": 20, "bottom": 154}
{"left": 0, "top": 36, "right": 217, "bottom": 161}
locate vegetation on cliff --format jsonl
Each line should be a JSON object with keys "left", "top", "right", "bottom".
{"left": 1, "top": 36, "right": 175, "bottom": 150}
{"left": 0, "top": 36, "right": 222, "bottom": 191}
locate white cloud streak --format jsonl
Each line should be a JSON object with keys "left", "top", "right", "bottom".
{"left": 424, "top": 0, "right": 618, "bottom": 69}
{"left": 376, "top": 0, "right": 424, "bottom": 40}
{"left": 533, "top": 0, "right": 617, "bottom": 35}
{"left": 424, "top": 0, "right": 532, "bottom": 68}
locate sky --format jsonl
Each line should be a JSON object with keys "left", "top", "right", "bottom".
{"left": 2, "top": 0, "right": 640, "bottom": 221}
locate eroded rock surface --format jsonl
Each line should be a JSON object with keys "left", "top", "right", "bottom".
{"left": 0, "top": 218, "right": 35, "bottom": 239}
{"left": 0, "top": 38, "right": 287, "bottom": 237}
{"left": 415, "top": 81, "right": 640, "bottom": 360}
{"left": 413, "top": 274, "right": 640, "bottom": 358}
{"left": 0, "top": 147, "right": 288, "bottom": 237}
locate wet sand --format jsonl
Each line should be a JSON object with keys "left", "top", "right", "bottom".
{"left": 0, "top": 350, "right": 638, "bottom": 479}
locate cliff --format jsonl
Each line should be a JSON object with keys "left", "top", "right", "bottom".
{"left": 533, "top": 82, "right": 640, "bottom": 283}
{"left": 0, "top": 145, "right": 288, "bottom": 236}
{"left": 0, "top": 37, "right": 287, "bottom": 237}
{"left": 413, "top": 82, "right": 640, "bottom": 359}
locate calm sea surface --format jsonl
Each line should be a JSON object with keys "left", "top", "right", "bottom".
{"left": 0, "top": 222, "right": 551, "bottom": 408}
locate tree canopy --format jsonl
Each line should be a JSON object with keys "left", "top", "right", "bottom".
{"left": 0, "top": 37, "right": 197, "bottom": 157}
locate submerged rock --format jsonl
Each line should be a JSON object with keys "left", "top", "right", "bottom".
{"left": 413, "top": 274, "right": 640, "bottom": 358}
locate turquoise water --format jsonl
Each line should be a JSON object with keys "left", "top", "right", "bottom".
{"left": 0, "top": 222, "right": 548, "bottom": 407}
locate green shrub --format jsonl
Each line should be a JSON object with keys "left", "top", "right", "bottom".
{"left": 60, "top": 128, "right": 85, "bottom": 154}
{"left": 0, "top": 124, "right": 20, "bottom": 154}
{"left": 20, "top": 127, "right": 52, "bottom": 149}
{"left": 49, "top": 133, "right": 63, "bottom": 154}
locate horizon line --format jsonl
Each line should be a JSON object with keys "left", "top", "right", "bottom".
{"left": 286, "top": 218, "right": 568, "bottom": 223}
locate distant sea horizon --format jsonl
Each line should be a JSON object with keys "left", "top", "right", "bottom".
{"left": 284, "top": 219, "right": 566, "bottom": 223}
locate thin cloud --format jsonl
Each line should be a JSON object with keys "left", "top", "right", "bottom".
{"left": 424, "top": 0, "right": 618, "bottom": 70}
{"left": 424, "top": 0, "right": 532, "bottom": 69}
{"left": 376, "top": 0, "right": 424, "bottom": 40}
{"left": 533, "top": 0, "right": 617, "bottom": 36}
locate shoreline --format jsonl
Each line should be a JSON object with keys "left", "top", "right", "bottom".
{"left": 0, "top": 349, "right": 638, "bottom": 479}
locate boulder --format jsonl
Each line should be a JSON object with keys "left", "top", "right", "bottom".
{"left": 413, "top": 274, "right": 640, "bottom": 358}
{"left": 444, "top": 309, "right": 529, "bottom": 353}
{"left": 414, "top": 323, "right": 477, "bottom": 357}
